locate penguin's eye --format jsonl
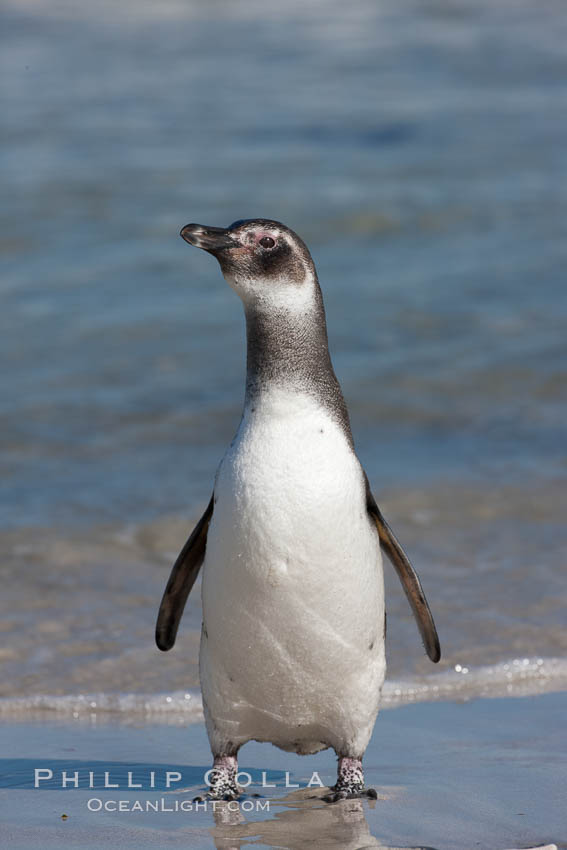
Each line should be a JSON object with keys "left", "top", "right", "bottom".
{"left": 258, "top": 236, "right": 275, "bottom": 250}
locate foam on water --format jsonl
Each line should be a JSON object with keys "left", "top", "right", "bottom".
{"left": 380, "top": 656, "right": 567, "bottom": 708}
{"left": 1, "top": 657, "right": 566, "bottom": 724}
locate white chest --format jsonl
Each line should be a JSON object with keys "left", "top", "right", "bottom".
{"left": 199, "top": 389, "right": 386, "bottom": 754}
{"left": 203, "top": 388, "right": 382, "bottom": 638}
{"left": 215, "top": 391, "right": 364, "bottom": 561}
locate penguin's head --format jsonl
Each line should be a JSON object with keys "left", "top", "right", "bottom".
{"left": 180, "top": 219, "right": 317, "bottom": 309}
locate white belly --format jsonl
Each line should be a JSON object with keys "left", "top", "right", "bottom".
{"left": 200, "top": 390, "right": 385, "bottom": 757}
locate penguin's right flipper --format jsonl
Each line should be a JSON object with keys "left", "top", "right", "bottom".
{"left": 155, "top": 493, "right": 214, "bottom": 651}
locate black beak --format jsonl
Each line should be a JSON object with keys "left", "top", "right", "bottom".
{"left": 180, "top": 223, "right": 238, "bottom": 252}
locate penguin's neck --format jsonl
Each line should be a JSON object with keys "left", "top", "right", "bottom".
{"left": 242, "top": 284, "right": 353, "bottom": 443}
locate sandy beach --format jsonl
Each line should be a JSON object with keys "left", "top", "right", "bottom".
{"left": 1, "top": 691, "right": 565, "bottom": 849}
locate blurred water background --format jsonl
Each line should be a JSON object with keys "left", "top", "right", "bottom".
{"left": 1, "top": 0, "right": 566, "bottom": 714}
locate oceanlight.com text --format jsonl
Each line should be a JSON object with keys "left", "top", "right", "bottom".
{"left": 86, "top": 798, "right": 270, "bottom": 813}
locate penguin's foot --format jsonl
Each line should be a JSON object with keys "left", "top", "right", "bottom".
{"left": 193, "top": 755, "right": 241, "bottom": 802}
{"left": 323, "top": 756, "right": 378, "bottom": 803}
{"left": 324, "top": 785, "right": 378, "bottom": 803}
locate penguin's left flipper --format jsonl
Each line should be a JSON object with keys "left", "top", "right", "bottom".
{"left": 155, "top": 493, "right": 214, "bottom": 652}
{"left": 365, "top": 476, "right": 441, "bottom": 663}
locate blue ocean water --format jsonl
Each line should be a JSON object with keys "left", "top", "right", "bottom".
{"left": 1, "top": 0, "right": 566, "bottom": 703}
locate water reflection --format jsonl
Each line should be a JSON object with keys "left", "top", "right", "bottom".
{"left": 209, "top": 789, "right": 438, "bottom": 850}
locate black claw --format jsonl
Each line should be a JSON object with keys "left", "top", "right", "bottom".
{"left": 192, "top": 789, "right": 241, "bottom": 802}
{"left": 323, "top": 786, "right": 377, "bottom": 803}
{"left": 323, "top": 791, "right": 345, "bottom": 803}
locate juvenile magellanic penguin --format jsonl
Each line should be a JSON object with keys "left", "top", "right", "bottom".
{"left": 156, "top": 219, "right": 440, "bottom": 801}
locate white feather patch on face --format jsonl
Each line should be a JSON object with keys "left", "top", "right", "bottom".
{"left": 225, "top": 265, "right": 317, "bottom": 313}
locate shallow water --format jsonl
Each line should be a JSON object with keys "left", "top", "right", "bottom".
{"left": 2, "top": 695, "right": 567, "bottom": 850}
{"left": 1, "top": 0, "right": 567, "bottom": 711}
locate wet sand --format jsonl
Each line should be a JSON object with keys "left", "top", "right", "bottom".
{"left": 1, "top": 691, "right": 565, "bottom": 850}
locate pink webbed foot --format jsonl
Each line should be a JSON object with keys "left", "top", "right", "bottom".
{"left": 194, "top": 754, "right": 241, "bottom": 802}
{"left": 323, "top": 756, "right": 378, "bottom": 803}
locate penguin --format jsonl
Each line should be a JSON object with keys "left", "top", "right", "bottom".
{"left": 156, "top": 219, "right": 440, "bottom": 802}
